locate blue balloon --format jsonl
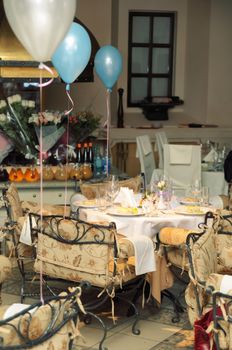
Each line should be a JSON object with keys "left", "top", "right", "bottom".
{"left": 52, "top": 22, "right": 91, "bottom": 84}
{"left": 94, "top": 45, "right": 122, "bottom": 90}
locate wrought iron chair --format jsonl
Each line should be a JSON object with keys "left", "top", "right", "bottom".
{"left": 79, "top": 175, "right": 142, "bottom": 199}
{"left": 1, "top": 183, "right": 70, "bottom": 302}
{"left": 157, "top": 211, "right": 214, "bottom": 322}
{"left": 0, "top": 285, "right": 87, "bottom": 350}
{"left": 206, "top": 274, "right": 232, "bottom": 350}
{"left": 29, "top": 212, "right": 145, "bottom": 349}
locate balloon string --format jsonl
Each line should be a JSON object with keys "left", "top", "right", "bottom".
{"left": 38, "top": 62, "right": 54, "bottom": 87}
{"left": 64, "top": 84, "right": 74, "bottom": 115}
{"left": 106, "top": 89, "right": 111, "bottom": 177}
{"left": 39, "top": 69, "right": 44, "bottom": 305}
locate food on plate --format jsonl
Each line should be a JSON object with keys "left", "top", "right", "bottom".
{"left": 116, "top": 207, "right": 139, "bottom": 215}
{"left": 182, "top": 197, "right": 200, "bottom": 203}
{"left": 183, "top": 206, "right": 205, "bottom": 214}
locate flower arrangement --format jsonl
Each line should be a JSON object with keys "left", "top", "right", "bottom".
{"left": 0, "top": 94, "right": 38, "bottom": 159}
{"left": 157, "top": 180, "right": 167, "bottom": 191}
{"left": 29, "top": 111, "right": 63, "bottom": 126}
{"left": 0, "top": 94, "right": 102, "bottom": 162}
{"left": 68, "top": 110, "right": 101, "bottom": 142}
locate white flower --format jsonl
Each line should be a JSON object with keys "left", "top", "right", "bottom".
{"left": 157, "top": 180, "right": 166, "bottom": 191}
{"left": 0, "top": 100, "right": 7, "bottom": 109}
{"left": 44, "top": 112, "right": 54, "bottom": 122}
{"left": 0, "top": 113, "right": 6, "bottom": 122}
{"left": 28, "top": 100, "right": 35, "bottom": 108}
{"left": 13, "top": 94, "right": 21, "bottom": 103}
{"left": 7, "top": 96, "right": 13, "bottom": 104}
{"left": 22, "top": 100, "right": 27, "bottom": 107}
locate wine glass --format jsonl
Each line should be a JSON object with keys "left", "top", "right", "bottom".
{"left": 105, "top": 175, "right": 120, "bottom": 205}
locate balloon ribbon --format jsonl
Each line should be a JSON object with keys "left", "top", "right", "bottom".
{"left": 38, "top": 63, "right": 54, "bottom": 87}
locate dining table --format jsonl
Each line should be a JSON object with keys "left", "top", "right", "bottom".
{"left": 77, "top": 203, "right": 213, "bottom": 303}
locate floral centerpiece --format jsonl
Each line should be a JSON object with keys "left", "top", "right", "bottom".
{"left": 68, "top": 110, "right": 101, "bottom": 143}
{"left": 157, "top": 180, "right": 168, "bottom": 192}
{"left": 0, "top": 94, "right": 102, "bottom": 163}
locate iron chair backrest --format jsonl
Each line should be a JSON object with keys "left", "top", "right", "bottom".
{"left": 29, "top": 213, "right": 120, "bottom": 287}
{"left": 0, "top": 286, "right": 83, "bottom": 349}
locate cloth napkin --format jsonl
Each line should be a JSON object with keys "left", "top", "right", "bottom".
{"left": 203, "top": 148, "right": 217, "bottom": 162}
{"left": 121, "top": 236, "right": 156, "bottom": 275}
{"left": 141, "top": 135, "right": 153, "bottom": 155}
{"left": 19, "top": 215, "right": 36, "bottom": 246}
{"left": 220, "top": 275, "right": 232, "bottom": 294}
{"left": 114, "top": 187, "right": 137, "bottom": 207}
{"left": 169, "top": 145, "right": 192, "bottom": 164}
{"left": 3, "top": 303, "right": 31, "bottom": 319}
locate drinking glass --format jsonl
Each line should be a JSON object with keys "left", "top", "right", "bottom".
{"left": 105, "top": 175, "right": 120, "bottom": 205}
{"left": 200, "top": 186, "right": 209, "bottom": 206}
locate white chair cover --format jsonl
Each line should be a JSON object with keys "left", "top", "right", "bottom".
{"left": 163, "top": 144, "right": 201, "bottom": 192}
{"left": 155, "top": 131, "right": 168, "bottom": 169}
{"left": 136, "top": 135, "right": 156, "bottom": 187}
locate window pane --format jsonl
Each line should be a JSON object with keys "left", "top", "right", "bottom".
{"left": 131, "top": 77, "right": 148, "bottom": 103}
{"left": 132, "top": 48, "right": 149, "bottom": 73}
{"left": 153, "top": 17, "right": 170, "bottom": 44}
{"left": 152, "top": 48, "right": 169, "bottom": 73}
{"left": 152, "top": 78, "right": 168, "bottom": 96}
{"left": 132, "top": 16, "right": 150, "bottom": 43}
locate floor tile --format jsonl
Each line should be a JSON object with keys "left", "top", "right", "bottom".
{"left": 100, "top": 332, "right": 158, "bottom": 350}
{"left": 122, "top": 319, "right": 181, "bottom": 342}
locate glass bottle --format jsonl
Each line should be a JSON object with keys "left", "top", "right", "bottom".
{"left": 102, "top": 146, "right": 111, "bottom": 176}
{"left": 83, "top": 143, "right": 89, "bottom": 164}
{"left": 88, "top": 142, "right": 94, "bottom": 171}
{"left": 76, "top": 143, "right": 83, "bottom": 165}
{"left": 94, "top": 145, "right": 102, "bottom": 178}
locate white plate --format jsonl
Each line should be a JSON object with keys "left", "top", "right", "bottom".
{"left": 175, "top": 206, "right": 210, "bottom": 216}
{"left": 107, "top": 207, "right": 145, "bottom": 217}
{"left": 73, "top": 200, "right": 110, "bottom": 209}
{"left": 179, "top": 198, "right": 201, "bottom": 206}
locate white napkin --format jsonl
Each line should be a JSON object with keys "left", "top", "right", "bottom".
{"left": 169, "top": 145, "right": 192, "bottom": 164}
{"left": 121, "top": 236, "right": 156, "bottom": 275}
{"left": 141, "top": 135, "right": 153, "bottom": 155}
{"left": 114, "top": 187, "right": 137, "bottom": 208}
{"left": 203, "top": 149, "right": 217, "bottom": 163}
{"left": 19, "top": 215, "right": 36, "bottom": 246}
{"left": 3, "top": 303, "right": 31, "bottom": 319}
{"left": 220, "top": 275, "right": 232, "bottom": 294}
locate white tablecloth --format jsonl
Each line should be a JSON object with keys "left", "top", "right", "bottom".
{"left": 79, "top": 208, "right": 205, "bottom": 239}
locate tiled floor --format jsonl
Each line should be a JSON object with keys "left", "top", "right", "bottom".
{"left": 1, "top": 277, "right": 194, "bottom": 350}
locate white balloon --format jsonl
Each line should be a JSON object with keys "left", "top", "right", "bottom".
{"left": 3, "top": 0, "right": 76, "bottom": 62}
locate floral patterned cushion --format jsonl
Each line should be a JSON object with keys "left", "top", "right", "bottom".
{"left": 0, "top": 255, "right": 11, "bottom": 284}
{"left": 5, "top": 183, "right": 23, "bottom": 221}
{"left": 34, "top": 233, "right": 136, "bottom": 289}
{"left": 21, "top": 201, "right": 71, "bottom": 217}
{"left": 0, "top": 300, "right": 77, "bottom": 349}
{"left": 159, "top": 227, "right": 192, "bottom": 246}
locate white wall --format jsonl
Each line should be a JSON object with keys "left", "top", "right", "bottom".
{"left": 184, "top": 0, "right": 210, "bottom": 124}
{"left": 207, "top": 0, "right": 232, "bottom": 126}
{"left": 44, "top": 0, "right": 113, "bottom": 125}
{"left": 44, "top": 0, "right": 232, "bottom": 127}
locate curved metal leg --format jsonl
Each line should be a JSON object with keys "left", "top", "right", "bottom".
{"left": 116, "top": 295, "right": 140, "bottom": 335}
